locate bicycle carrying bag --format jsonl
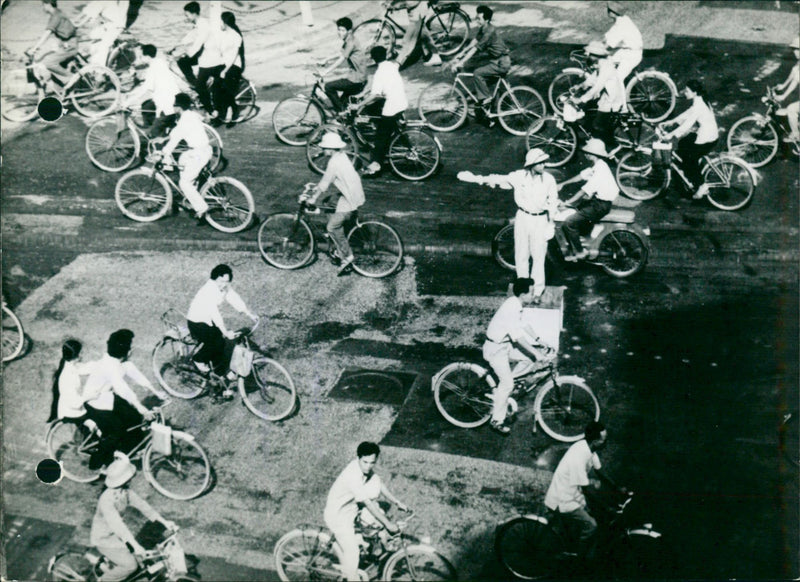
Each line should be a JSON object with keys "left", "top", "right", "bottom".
{"left": 652, "top": 140, "right": 672, "bottom": 167}
{"left": 151, "top": 422, "right": 172, "bottom": 456}
{"left": 229, "top": 344, "right": 254, "bottom": 377}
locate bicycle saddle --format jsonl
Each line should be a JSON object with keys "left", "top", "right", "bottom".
{"left": 603, "top": 208, "right": 636, "bottom": 224}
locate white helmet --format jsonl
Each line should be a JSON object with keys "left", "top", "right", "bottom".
{"left": 582, "top": 138, "right": 609, "bottom": 158}
{"left": 525, "top": 148, "right": 550, "bottom": 167}
{"left": 318, "top": 132, "right": 347, "bottom": 149}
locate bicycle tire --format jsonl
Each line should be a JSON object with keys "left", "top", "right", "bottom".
{"left": 68, "top": 65, "right": 121, "bottom": 118}
{"left": 534, "top": 375, "right": 599, "bottom": 442}
{"left": 596, "top": 229, "right": 649, "bottom": 278}
{"left": 107, "top": 42, "right": 139, "bottom": 92}
{"left": 152, "top": 336, "right": 205, "bottom": 399}
{"left": 625, "top": 71, "right": 677, "bottom": 123}
{"left": 274, "top": 528, "right": 342, "bottom": 582}
{"left": 306, "top": 123, "right": 360, "bottom": 174}
{"left": 726, "top": 115, "right": 779, "bottom": 168}
{"left": 257, "top": 213, "right": 315, "bottom": 269}
{"left": 115, "top": 168, "right": 172, "bottom": 222}
{"left": 203, "top": 123, "right": 224, "bottom": 172}
{"left": 85, "top": 116, "right": 140, "bottom": 172}
{"left": 348, "top": 220, "right": 404, "bottom": 278}
{"left": 417, "top": 82, "right": 468, "bottom": 132}
{"left": 48, "top": 550, "right": 95, "bottom": 581}
{"left": 382, "top": 546, "right": 457, "bottom": 581}
{"left": 2, "top": 304, "right": 25, "bottom": 362}
{"left": 425, "top": 6, "right": 470, "bottom": 56}
{"left": 525, "top": 116, "right": 578, "bottom": 167}
{"left": 143, "top": 430, "right": 210, "bottom": 500}
{"left": 46, "top": 420, "right": 103, "bottom": 483}
{"left": 273, "top": 97, "right": 324, "bottom": 146}
{"left": 703, "top": 156, "right": 755, "bottom": 211}
{"left": 495, "top": 516, "right": 560, "bottom": 579}
{"left": 548, "top": 68, "right": 587, "bottom": 114}
{"left": 491, "top": 223, "right": 515, "bottom": 271}
{"left": 388, "top": 128, "right": 440, "bottom": 180}
{"left": 1, "top": 67, "right": 42, "bottom": 122}
{"left": 352, "top": 19, "right": 396, "bottom": 56}
{"left": 497, "top": 86, "right": 547, "bottom": 136}
{"left": 615, "top": 151, "right": 669, "bottom": 201}
{"left": 432, "top": 362, "right": 493, "bottom": 428}
{"left": 239, "top": 356, "right": 297, "bottom": 421}
{"left": 201, "top": 176, "right": 254, "bottom": 233}
{"left": 233, "top": 78, "right": 257, "bottom": 123}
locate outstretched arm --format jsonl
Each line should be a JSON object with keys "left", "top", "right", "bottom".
{"left": 457, "top": 170, "right": 513, "bottom": 189}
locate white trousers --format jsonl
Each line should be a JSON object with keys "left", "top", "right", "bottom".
{"left": 179, "top": 147, "right": 212, "bottom": 214}
{"left": 89, "top": 23, "right": 124, "bottom": 66}
{"left": 610, "top": 49, "right": 643, "bottom": 84}
{"left": 324, "top": 511, "right": 360, "bottom": 581}
{"left": 514, "top": 211, "right": 553, "bottom": 296}
{"left": 483, "top": 341, "right": 529, "bottom": 424}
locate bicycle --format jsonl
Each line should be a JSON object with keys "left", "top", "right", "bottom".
{"left": 726, "top": 86, "right": 800, "bottom": 168}
{"left": 46, "top": 405, "right": 211, "bottom": 500}
{"left": 495, "top": 490, "right": 670, "bottom": 580}
{"left": 352, "top": 0, "right": 471, "bottom": 58}
{"left": 431, "top": 345, "right": 600, "bottom": 441}
{"left": 151, "top": 310, "right": 297, "bottom": 421}
{"left": 274, "top": 509, "right": 457, "bottom": 581}
{"left": 2, "top": 300, "right": 26, "bottom": 363}
{"left": 48, "top": 526, "right": 198, "bottom": 582}
{"left": 548, "top": 48, "right": 677, "bottom": 123}
{"left": 418, "top": 71, "right": 547, "bottom": 136}
{"left": 258, "top": 184, "right": 404, "bottom": 278}
{"left": 1, "top": 52, "right": 121, "bottom": 122}
{"left": 615, "top": 131, "right": 759, "bottom": 211}
{"left": 85, "top": 106, "right": 223, "bottom": 173}
{"left": 106, "top": 31, "right": 143, "bottom": 92}
{"left": 113, "top": 147, "right": 254, "bottom": 232}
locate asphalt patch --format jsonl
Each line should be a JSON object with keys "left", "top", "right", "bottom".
{"left": 4, "top": 515, "right": 76, "bottom": 581}
{"left": 328, "top": 368, "right": 418, "bottom": 407}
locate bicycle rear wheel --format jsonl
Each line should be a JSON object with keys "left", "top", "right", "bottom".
{"left": 239, "top": 357, "right": 297, "bottom": 421}
{"left": 432, "top": 362, "right": 493, "bottom": 428}
{"left": 625, "top": 71, "right": 676, "bottom": 123}
{"left": 703, "top": 157, "right": 755, "bottom": 211}
{"left": 417, "top": 82, "right": 468, "bottom": 132}
{"left": 425, "top": 6, "right": 470, "bottom": 56}
{"left": 352, "top": 19, "right": 396, "bottom": 56}
{"left": 726, "top": 116, "right": 778, "bottom": 168}
{"left": 306, "top": 123, "right": 359, "bottom": 174}
{"left": 48, "top": 551, "right": 95, "bottom": 581}
{"left": 497, "top": 86, "right": 547, "bottom": 136}
{"left": 495, "top": 516, "right": 560, "bottom": 580}
{"left": 2, "top": 304, "right": 25, "bottom": 362}
{"left": 46, "top": 420, "right": 103, "bottom": 483}
{"left": 348, "top": 220, "right": 403, "bottom": 278}
{"left": 525, "top": 116, "right": 577, "bottom": 167}
{"left": 85, "top": 116, "right": 140, "bottom": 172}
{"left": 274, "top": 528, "right": 342, "bottom": 582}
{"left": 1, "top": 67, "right": 42, "bottom": 122}
{"left": 143, "top": 431, "right": 210, "bottom": 500}
{"left": 202, "top": 123, "right": 223, "bottom": 172}
{"left": 535, "top": 375, "right": 599, "bottom": 442}
{"left": 382, "top": 546, "right": 457, "bottom": 581}
{"left": 548, "top": 69, "right": 587, "bottom": 114}
{"left": 273, "top": 97, "right": 324, "bottom": 146}
{"left": 152, "top": 337, "right": 205, "bottom": 399}
{"left": 115, "top": 168, "right": 172, "bottom": 221}
{"left": 68, "top": 65, "right": 121, "bottom": 118}
{"left": 491, "top": 223, "right": 515, "bottom": 271}
{"left": 615, "top": 151, "right": 669, "bottom": 201}
{"left": 233, "top": 78, "right": 257, "bottom": 122}
{"left": 388, "top": 128, "right": 440, "bottom": 180}
{"left": 201, "top": 177, "right": 254, "bottom": 233}
{"left": 258, "top": 213, "right": 315, "bottom": 269}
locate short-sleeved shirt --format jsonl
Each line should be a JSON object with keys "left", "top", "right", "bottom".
{"left": 319, "top": 151, "right": 366, "bottom": 213}
{"left": 491, "top": 169, "right": 559, "bottom": 216}
{"left": 187, "top": 279, "right": 247, "bottom": 327}
{"left": 677, "top": 97, "right": 719, "bottom": 144}
{"left": 324, "top": 459, "right": 382, "bottom": 525}
{"left": 604, "top": 15, "right": 643, "bottom": 52}
{"left": 475, "top": 23, "right": 509, "bottom": 59}
{"left": 82, "top": 354, "right": 143, "bottom": 411}
{"left": 47, "top": 9, "right": 76, "bottom": 41}
{"left": 544, "top": 439, "right": 601, "bottom": 512}
{"left": 342, "top": 36, "right": 368, "bottom": 84}
{"left": 485, "top": 295, "right": 526, "bottom": 344}
{"left": 579, "top": 159, "right": 619, "bottom": 202}
{"left": 585, "top": 59, "right": 626, "bottom": 113}
{"left": 141, "top": 56, "right": 180, "bottom": 116}
{"left": 370, "top": 60, "right": 408, "bottom": 117}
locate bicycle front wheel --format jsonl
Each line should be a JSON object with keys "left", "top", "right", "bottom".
{"left": 274, "top": 528, "right": 342, "bottom": 582}
{"left": 115, "top": 168, "right": 172, "bottom": 221}
{"left": 615, "top": 151, "right": 669, "bottom": 201}
{"left": 352, "top": 19, "right": 396, "bottom": 56}
{"left": 525, "top": 116, "right": 577, "bottom": 167}
{"left": 143, "top": 431, "right": 210, "bottom": 500}
{"left": 491, "top": 223, "right": 515, "bottom": 271}
{"left": 703, "top": 157, "right": 755, "bottom": 211}
{"left": 46, "top": 420, "right": 103, "bottom": 483}
{"left": 348, "top": 221, "right": 404, "bottom": 278}
{"left": 497, "top": 86, "right": 547, "bottom": 135}
{"left": 417, "top": 82, "right": 468, "bottom": 132}
{"left": 535, "top": 375, "right": 599, "bottom": 442}
{"left": 382, "top": 546, "right": 457, "bottom": 581}
{"left": 388, "top": 128, "right": 440, "bottom": 180}
{"left": 239, "top": 357, "right": 297, "bottom": 421}
{"left": 2, "top": 304, "right": 25, "bottom": 362}
{"left": 495, "top": 516, "right": 560, "bottom": 580}
{"left": 596, "top": 229, "right": 649, "bottom": 278}
{"left": 306, "top": 123, "right": 359, "bottom": 174}
{"left": 48, "top": 551, "right": 95, "bottom": 581}
{"left": 425, "top": 6, "right": 470, "bottom": 56}
{"left": 201, "top": 176, "right": 254, "bottom": 232}
{"left": 68, "top": 65, "right": 121, "bottom": 118}
{"left": 626, "top": 71, "right": 677, "bottom": 123}
{"left": 548, "top": 69, "right": 587, "bottom": 114}
{"left": 726, "top": 116, "right": 778, "bottom": 168}
{"left": 432, "top": 362, "right": 493, "bottom": 428}
{"left": 152, "top": 337, "right": 205, "bottom": 399}
{"left": 272, "top": 97, "right": 324, "bottom": 146}
{"left": 85, "top": 116, "right": 140, "bottom": 172}
{"left": 1, "top": 67, "right": 41, "bottom": 122}
{"left": 258, "top": 213, "right": 315, "bottom": 269}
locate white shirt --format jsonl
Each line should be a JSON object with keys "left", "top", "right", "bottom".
{"left": 672, "top": 97, "right": 719, "bottom": 144}
{"left": 319, "top": 152, "right": 366, "bottom": 213}
{"left": 82, "top": 354, "right": 150, "bottom": 412}
{"left": 370, "top": 61, "right": 408, "bottom": 117}
{"left": 82, "top": 0, "right": 128, "bottom": 29}
{"left": 58, "top": 360, "right": 91, "bottom": 419}
{"left": 187, "top": 279, "right": 248, "bottom": 328}
{"left": 198, "top": 1, "right": 224, "bottom": 68}
{"left": 183, "top": 16, "right": 211, "bottom": 60}
{"left": 163, "top": 110, "right": 211, "bottom": 157}
{"left": 218, "top": 27, "right": 243, "bottom": 70}
{"left": 580, "top": 159, "right": 619, "bottom": 202}
{"left": 544, "top": 439, "right": 602, "bottom": 512}
{"left": 604, "top": 15, "right": 643, "bottom": 52}
{"left": 583, "top": 59, "right": 626, "bottom": 112}
{"left": 127, "top": 56, "right": 179, "bottom": 116}
{"left": 324, "top": 459, "right": 383, "bottom": 525}
{"left": 485, "top": 295, "right": 526, "bottom": 344}
{"left": 486, "top": 169, "right": 559, "bottom": 216}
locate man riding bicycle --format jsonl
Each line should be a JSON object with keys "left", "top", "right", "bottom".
{"left": 122, "top": 44, "right": 181, "bottom": 138}
{"left": 172, "top": 1, "right": 210, "bottom": 86}
{"left": 573, "top": 41, "right": 627, "bottom": 150}
{"left": 26, "top": 0, "right": 78, "bottom": 91}
{"left": 774, "top": 38, "right": 800, "bottom": 144}
{"left": 318, "top": 17, "right": 368, "bottom": 112}
{"left": 74, "top": 0, "right": 129, "bottom": 67}
{"left": 603, "top": 1, "right": 643, "bottom": 85}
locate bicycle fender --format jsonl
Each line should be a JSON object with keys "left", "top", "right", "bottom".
{"left": 431, "top": 362, "right": 493, "bottom": 390}
{"left": 714, "top": 153, "right": 761, "bottom": 186}
{"left": 169, "top": 429, "right": 197, "bottom": 442}
{"left": 627, "top": 526, "right": 662, "bottom": 539}
{"left": 433, "top": 2, "right": 462, "bottom": 10}
{"left": 401, "top": 543, "right": 441, "bottom": 555}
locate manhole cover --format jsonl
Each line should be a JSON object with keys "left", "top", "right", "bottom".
{"left": 329, "top": 368, "right": 418, "bottom": 406}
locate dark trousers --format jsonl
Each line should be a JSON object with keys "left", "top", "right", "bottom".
{"left": 559, "top": 507, "right": 598, "bottom": 559}
{"left": 676, "top": 135, "right": 717, "bottom": 188}
{"left": 213, "top": 65, "right": 242, "bottom": 120}
{"left": 592, "top": 111, "right": 618, "bottom": 150}
{"left": 187, "top": 320, "right": 232, "bottom": 375}
{"left": 473, "top": 54, "right": 511, "bottom": 102}
{"left": 324, "top": 78, "right": 365, "bottom": 112}
{"left": 195, "top": 64, "right": 224, "bottom": 113}
{"left": 140, "top": 99, "right": 176, "bottom": 138}
{"left": 373, "top": 113, "right": 402, "bottom": 166}
{"left": 177, "top": 50, "right": 200, "bottom": 85}
{"left": 562, "top": 198, "right": 612, "bottom": 254}
{"left": 85, "top": 396, "right": 145, "bottom": 468}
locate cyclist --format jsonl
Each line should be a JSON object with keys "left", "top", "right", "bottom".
{"left": 121, "top": 44, "right": 181, "bottom": 138}
{"left": 556, "top": 139, "right": 619, "bottom": 261}
{"left": 303, "top": 132, "right": 366, "bottom": 275}
{"left": 48, "top": 338, "right": 90, "bottom": 423}
{"left": 658, "top": 79, "right": 719, "bottom": 200}
{"left": 543, "top": 420, "right": 611, "bottom": 561}
{"left": 319, "top": 17, "right": 368, "bottom": 112}
{"left": 392, "top": 1, "right": 443, "bottom": 68}
{"left": 573, "top": 41, "right": 627, "bottom": 150}
{"left": 324, "top": 441, "right": 409, "bottom": 582}
{"left": 457, "top": 148, "right": 558, "bottom": 300}
{"left": 186, "top": 264, "right": 259, "bottom": 398}
{"left": 773, "top": 38, "right": 800, "bottom": 143}
{"left": 193, "top": 1, "right": 225, "bottom": 120}
{"left": 603, "top": 1, "right": 643, "bottom": 85}
{"left": 26, "top": 0, "right": 78, "bottom": 91}
{"left": 482, "top": 277, "right": 551, "bottom": 435}
{"left": 74, "top": 0, "right": 129, "bottom": 67}
{"left": 448, "top": 5, "right": 510, "bottom": 113}
{"left": 91, "top": 452, "right": 177, "bottom": 581}
{"left": 173, "top": 1, "right": 211, "bottom": 86}
{"left": 212, "top": 11, "right": 245, "bottom": 126}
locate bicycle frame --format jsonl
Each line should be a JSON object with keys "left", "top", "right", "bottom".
{"left": 453, "top": 73, "right": 508, "bottom": 109}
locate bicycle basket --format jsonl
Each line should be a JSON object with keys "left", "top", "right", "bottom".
{"left": 229, "top": 344, "right": 254, "bottom": 377}
{"left": 150, "top": 422, "right": 172, "bottom": 456}
{"left": 652, "top": 140, "right": 672, "bottom": 167}
{"left": 162, "top": 537, "right": 188, "bottom": 575}
{"left": 160, "top": 309, "right": 189, "bottom": 340}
